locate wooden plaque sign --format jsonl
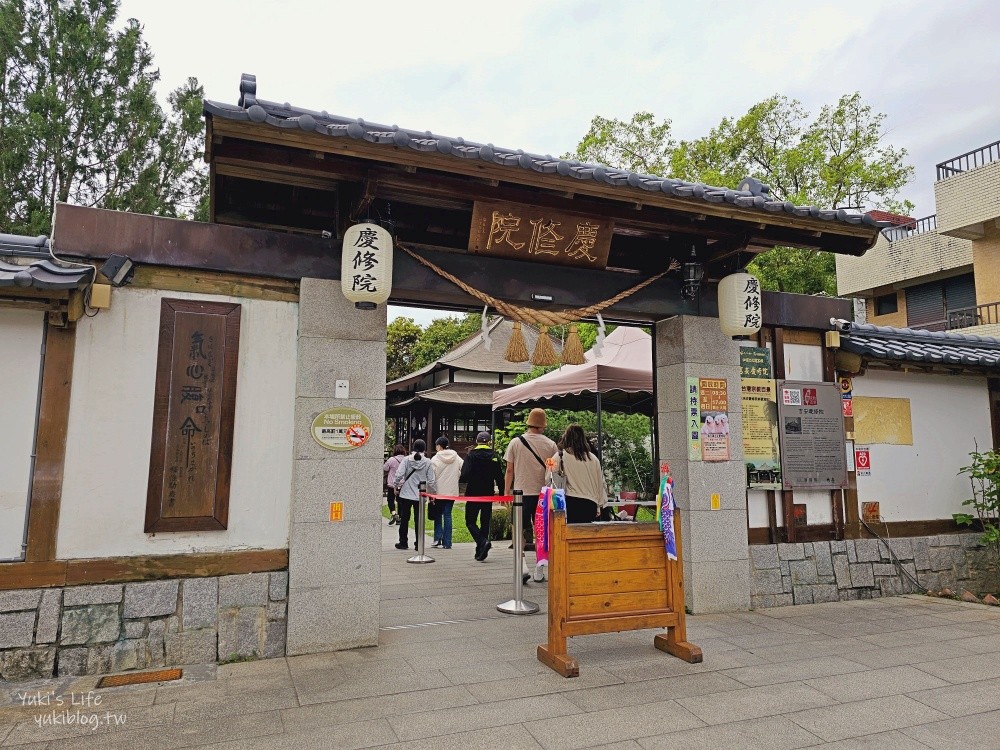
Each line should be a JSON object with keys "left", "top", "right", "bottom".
{"left": 538, "top": 511, "right": 701, "bottom": 677}
{"left": 145, "top": 299, "right": 241, "bottom": 532}
{"left": 468, "top": 200, "right": 614, "bottom": 269}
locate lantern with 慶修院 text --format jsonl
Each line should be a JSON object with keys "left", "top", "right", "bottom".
{"left": 718, "top": 272, "right": 762, "bottom": 339}
{"left": 341, "top": 223, "right": 393, "bottom": 309}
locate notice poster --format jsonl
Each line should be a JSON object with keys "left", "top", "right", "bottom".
{"left": 699, "top": 378, "right": 730, "bottom": 462}
{"left": 686, "top": 377, "right": 701, "bottom": 461}
{"left": 740, "top": 347, "right": 773, "bottom": 379}
{"left": 777, "top": 380, "right": 848, "bottom": 490}
{"left": 740, "top": 378, "right": 781, "bottom": 489}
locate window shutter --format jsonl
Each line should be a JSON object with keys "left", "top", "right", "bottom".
{"left": 905, "top": 283, "right": 945, "bottom": 330}
{"left": 943, "top": 274, "right": 976, "bottom": 312}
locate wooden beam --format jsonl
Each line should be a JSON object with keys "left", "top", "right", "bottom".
{"left": 130, "top": 265, "right": 299, "bottom": 302}
{"left": 210, "top": 118, "right": 877, "bottom": 243}
{"left": 53, "top": 204, "right": 711, "bottom": 322}
{"left": 24, "top": 324, "right": 76, "bottom": 562}
{"left": 65, "top": 549, "right": 287, "bottom": 585}
{"left": 0, "top": 549, "right": 288, "bottom": 590}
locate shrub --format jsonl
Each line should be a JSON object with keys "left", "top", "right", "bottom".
{"left": 956, "top": 445, "right": 1000, "bottom": 587}
{"left": 490, "top": 506, "right": 513, "bottom": 540}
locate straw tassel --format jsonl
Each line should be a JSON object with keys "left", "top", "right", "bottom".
{"left": 505, "top": 321, "right": 529, "bottom": 362}
{"left": 561, "top": 324, "right": 586, "bottom": 365}
{"left": 531, "top": 325, "right": 559, "bottom": 366}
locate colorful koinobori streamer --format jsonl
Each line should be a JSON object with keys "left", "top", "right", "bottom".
{"left": 656, "top": 462, "right": 678, "bottom": 561}
{"left": 535, "top": 486, "right": 566, "bottom": 567}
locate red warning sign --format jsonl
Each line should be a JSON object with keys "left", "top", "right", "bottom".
{"left": 855, "top": 447, "right": 871, "bottom": 476}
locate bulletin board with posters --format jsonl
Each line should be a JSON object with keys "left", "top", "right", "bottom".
{"left": 776, "top": 380, "right": 848, "bottom": 490}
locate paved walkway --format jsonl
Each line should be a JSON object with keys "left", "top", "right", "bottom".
{"left": 3, "top": 524, "right": 1000, "bottom": 749}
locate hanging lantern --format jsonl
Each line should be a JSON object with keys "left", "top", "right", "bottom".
{"left": 718, "top": 272, "right": 762, "bottom": 339}
{"left": 341, "top": 223, "right": 393, "bottom": 309}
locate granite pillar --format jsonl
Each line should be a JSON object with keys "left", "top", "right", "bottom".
{"left": 286, "top": 279, "right": 386, "bottom": 654}
{"left": 655, "top": 315, "right": 750, "bottom": 613}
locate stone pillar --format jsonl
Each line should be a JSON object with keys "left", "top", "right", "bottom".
{"left": 286, "top": 279, "right": 387, "bottom": 654}
{"left": 655, "top": 315, "right": 750, "bottom": 613}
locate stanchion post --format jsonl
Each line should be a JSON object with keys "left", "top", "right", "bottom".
{"left": 497, "top": 490, "right": 539, "bottom": 615}
{"left": 407, "top": 481, "right": 435, "bottom": 564}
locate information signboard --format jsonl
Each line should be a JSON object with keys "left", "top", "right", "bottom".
{"left": 777, "top": 381, "right": 848, "bottom": 490}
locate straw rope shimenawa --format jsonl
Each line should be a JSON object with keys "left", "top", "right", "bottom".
{"left": 397, "top": 243, "right": 679, "bottom": 364}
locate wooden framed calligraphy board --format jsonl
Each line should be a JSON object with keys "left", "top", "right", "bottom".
{"left": 468, "top": 200, "right": 614, "bottom": 269}
{"left": 145, "top": 298, "right": 241, "bottom": 532}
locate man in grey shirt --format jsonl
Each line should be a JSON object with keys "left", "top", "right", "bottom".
{"left": 504, "top": 408, "right": 557, "bottom": 554}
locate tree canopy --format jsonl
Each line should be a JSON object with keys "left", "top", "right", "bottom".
{"left": 0, "top": 0, "right": 207, "bottom": 236}
{"left": 386, "top": 312, "right": 481, "bottom": 381}
{"left": 570, "top": 94, "right": 913, "bottom": 295}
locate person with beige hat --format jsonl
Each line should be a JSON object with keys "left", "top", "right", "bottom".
{"left": 503, "top": 408, "right": 557, "bottom": 558}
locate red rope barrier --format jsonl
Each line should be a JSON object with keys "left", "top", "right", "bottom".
{"left": 420, "top": 493, "right": 515, "bottom": 503}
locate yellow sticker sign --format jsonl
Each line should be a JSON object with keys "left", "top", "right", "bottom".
{"left": 710, "top": 493, "right": 721, "bottom": 510}
{"left": 329, "top": 502, "right": 344, "bottom": 522}
{"left": 312, "top": 407, "right": 373, "bottom": 451}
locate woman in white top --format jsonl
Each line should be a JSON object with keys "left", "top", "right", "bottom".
{"left": 551, "top": 424, "right": 607, "bottom": 524}
{"left": 430, "top": 436, "right": 463, "bottom": 548}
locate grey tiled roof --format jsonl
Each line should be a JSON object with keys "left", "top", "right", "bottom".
{"left": 388, "top": 382, "right": 502, "bottom": 409}
{"left": 836, "top": 320, "right": 1000, "bottom": 369}
{"left": 205, "top": 74, "right": 889, "bottom": 231}
{"left": 386, "top": 318, "right": 560, "bottom": 389}
{"left": 0, "top": 258, "right": 92, "bottom": 291}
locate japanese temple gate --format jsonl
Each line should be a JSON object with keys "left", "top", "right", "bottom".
{"left": 36, "top": 73, "right": 882, "bottom": 656}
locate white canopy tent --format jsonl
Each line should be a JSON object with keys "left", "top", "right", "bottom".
{"left": 491, "top": 327, "right": 654, "bottom": 456}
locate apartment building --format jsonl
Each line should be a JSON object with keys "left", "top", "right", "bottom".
{"left": 837, "top": 140, "right": 1000, "bottom": 337}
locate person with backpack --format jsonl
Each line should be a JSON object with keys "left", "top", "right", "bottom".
{"left": 504, "top": 408, "right": 557, "bottom": 580}
{"left": 382, "top": 444, "right": 406, "bottom": 526}
{"left": 392, "top": 439, "right": 438, "bottom": 550}
{"left": 460, "top": 431, "right": 505, "bottom": 561}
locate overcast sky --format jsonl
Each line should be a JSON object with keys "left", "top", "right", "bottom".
{"left": 120, "top": 0, "right": 999, "bottom": 326}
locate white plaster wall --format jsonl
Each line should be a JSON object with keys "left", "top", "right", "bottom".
{"left": 57, "top": 288, "right": 297, "bottom": 558}
{"left": 0, "top": 310, "right": 45, "bottom": 560}
{"left": 454, "top": 369, "right": 502, "bottom": 385}
{"left": 747, "top": 489, "right": 771, "bottom": 528}
{"left": 853, "top": 370, "right": 992, "bottom": 521}
{"left": 782, "top": 343, "right": 823, "bottom": 382}
{"left": 433, "top": 369, "right": 449, "bottom": 386}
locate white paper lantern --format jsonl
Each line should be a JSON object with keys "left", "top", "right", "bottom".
{"left": 341, "top": 223, "right": 393, "bottom": 308}
{"left": 718, "top": 272, "right": 762, "bottom": 338}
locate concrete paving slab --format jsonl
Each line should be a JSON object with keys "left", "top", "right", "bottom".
{"left": 911, "top": 656, "right": 1000, "bottom": 685}
{"left": 677, "top": 681, "right": 836, "bottom": 725}
{"left": 803, "top": 665, "right": 951, "bottom": 702}
{"left": 5, "top": 524, "right": 1000, "bottom": 749}
{"left": 722, "top": 655, "right": 868, "bottom": 687}
{"left": 563, "top": 672, "right": 744, "bottom": 712}
{"left": 901, "top": 709, "right": 1000, "bottom": 749}
{"left": 637, "top": 716, "right": 822, "bottom": 750}
{"left": 387, "top": 693, "right": 580, "bottom": 742}
{"left": 522, "top": 699, "right": 705, "bottom": 750}
{"left": 278, "top": 685, "right": 478, "bottom": 733}
{"left": 807, "top": 729, "right": 935, "bottom": 749}
{"left": 907, "top": 677, "right": 1000, "bottom": 717}
{"left": 787, "top": 694, "right": 950, "bottom": 742}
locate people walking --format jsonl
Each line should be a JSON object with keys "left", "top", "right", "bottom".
{"left": 382, "top": 444, "right": 406, "bottom": 526}
{"left": 460, "top": 431, "right": 505, "bottom": 561}
{"left": 504, "top": 408, "right": 557, "bottom": 582}
{"left": 392, "top": 440, "right": 437, "bottom": 550}
{"left": 430, "top": 436, "right": 462, "bottom": 549}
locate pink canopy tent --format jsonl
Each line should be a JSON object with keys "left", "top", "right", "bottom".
{"left": 491, "top": 326, "right": 653, "bottom": 415}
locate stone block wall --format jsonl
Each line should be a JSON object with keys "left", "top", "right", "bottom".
{"left": 749, "top": 533, "right": 989, "bottom": 608}
{"left": 0, "top": 571, "right": 288, "bottom": 681}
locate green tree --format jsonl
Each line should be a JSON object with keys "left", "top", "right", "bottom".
{"left": 409, "top": 313, "right": 481, "bottom": 371}
{"left": 0, "top": 0, "right": 207, "bottom": 235}
{"left": 571, "top": 94, "right": 913, "bottom": 295}
{"left": 385, "top": 316, "right": 423, "bottom": 381}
